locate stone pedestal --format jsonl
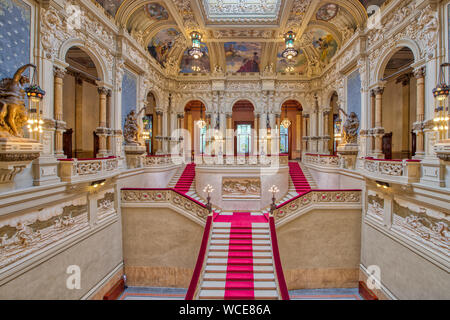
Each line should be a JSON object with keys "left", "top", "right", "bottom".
{"left": 0, "top": 137, "right": 42, "bottom": 183}
{"left": 337, "top": 143, "right": 359, "bottom": 170}
{"left": 124, "top": 145, "right": 146, "bottom": 169}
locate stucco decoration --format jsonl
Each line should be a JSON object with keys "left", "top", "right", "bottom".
{"left": 222, "top": 177, "right": 261, "bottom": 199}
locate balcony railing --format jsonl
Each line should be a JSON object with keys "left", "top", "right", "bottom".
{"left": 303, "top": 153, "right": 340, "bottom": 167}
{"left": 58, "top": 156, "right": 120, "bottom": 183}
{"left": 273, "top": 189, "right": 362, "bottom": 222}
{"left": 194, "top": 154, "right": 289, "bottom": 167}
{"left": 362, "top": 157, "right": 421, "bottom": 183}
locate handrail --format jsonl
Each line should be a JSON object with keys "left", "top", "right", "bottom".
{"left": 276, "top": 189, "right": 362, "bottom": 209}
{"left": 269, "top": 215, "right": 289, "bottom": 300}
{"left": 185, "top": 215, "right": 212, "bottom": 300}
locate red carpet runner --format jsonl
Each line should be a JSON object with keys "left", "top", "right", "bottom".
{"left": 213, "top": 212, "right": 273, "bottom": 299}
{"left": 289, "top": 162, "right": 311, "bottom": 195}
{"left": 174, "top": 163, "right": 196, "bottom": 194}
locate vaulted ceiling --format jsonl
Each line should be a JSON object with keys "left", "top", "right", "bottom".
{"left": 93, "top": 0, "right": 389, "bottom": 75}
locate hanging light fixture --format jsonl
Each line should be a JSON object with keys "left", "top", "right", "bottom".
{"left": 281, "top": 106, "right": 291, "bottom": 128}
{"left": 432, "top": 63, "right": 450, "bottom": 137}
{"left": 188, "top": 31, "right": 203, "bottom": 60}
{"left": 334, "top": 117, "right": 342, "bottom": 141}
{"left": 197, "top": 104, "right": 206, "bottom": 129}
{"left": 282, "top": 31, "right": 298, "bottom": 60}
{"left": 25, "top": 66, "right": 46, "bottom": 138}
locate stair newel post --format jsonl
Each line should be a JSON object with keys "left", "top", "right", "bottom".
{"left": 203, "top": 184, "right": 214, "bottom": 214}
{"left": 269, "top": 185, "right": 280, "bottom": 216}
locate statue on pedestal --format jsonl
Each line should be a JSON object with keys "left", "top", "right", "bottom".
{"left": 123, "top": 110, "right": 142, "bottom": 146}
{"left": 342, "top": 111, "right": 360, "bottom": 144}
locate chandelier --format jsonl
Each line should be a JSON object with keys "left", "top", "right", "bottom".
{"left": 281, "top": 106, "right": 291, "bottom": 128}
{"left": 188, "top": 31, "right": 203, "bottom": 60}
{"left": 25, "top": 66, "right": 46, "bottom": 136}
{"left": 432, "top": 63, "right": 450, "bottom": 136}
{"left": 197, "top": 104, "right": 206, "bottom": 129}
{"left": 282, "top": 31, "right": 298, "bottom": 60}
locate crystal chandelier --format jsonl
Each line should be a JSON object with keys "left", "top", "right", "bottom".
{"left": 281, "top": 105, "right": 291, "bottom": 128}
{"left": 432, "top": 63, "right": 450, "bottom": 137}
{"left": 282, "top": 31, "right": 298, "bottom": 60}
{"left": 188, "top": 31, "right": 203, "bottom": 60}
{"left": 197, "top": 104, "right": 206, "bottom": 129}
{"left": 25, "top": 66, "right": 46, "bottom": 137}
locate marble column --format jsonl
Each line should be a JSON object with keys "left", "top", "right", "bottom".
{"left": 53, "top": 67, "right": 66, "bottom": 158}
{"left": 219, "top": 112, "right": 226, "bottom": 155}
{"left": 302, "top": 114, "right": 309, "bottom": 153}
{"left": 155, "top": 111, "right": 163, "bottom": 154}
{"left": 106, "top": 90, "right": 112, "bottom": 156}
{"left": 323, "top": 110, "right": 331, "bottom": 154}
{"left": 254, "top": 114, "right": 260, "bottom": 156}
{"left": 75, "top": 77, "right": 83, "bottom": 158}
{"left": 296, "top": 110, "right": 302, "bottom": 158}
{"left": 397, "top": 74, "right": 411, "bottom": 158}
{"left": 97, "top": 87, "right": 109, "bottom": 157}
{"left": 260, "top": 113, "right": 267, "bottom": 155}
{"left": 414, "top": 67, "right": 426, "bottom": 157}
{"left": 370, "top": 89, "right": 376, "bottom": 155}
{"left": 373, "top": 87, "right": 385, "bottom": 158}
{"left": 226, "top": 113, "right": 233, "bottom": 156}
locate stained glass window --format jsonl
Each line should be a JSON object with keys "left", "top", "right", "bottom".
{"left": 237, "top": 124, "right": 252, "bottom": 155}
{"left": 280, "top": 125, "right": 289, "bottom": 154}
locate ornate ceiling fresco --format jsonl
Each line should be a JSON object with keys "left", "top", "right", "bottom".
{"left": 91, "top": 0, "right": 389, "bottom": 76}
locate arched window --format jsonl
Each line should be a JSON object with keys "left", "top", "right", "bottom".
{"left": 236, "top": 124, "right": 252, "bottom": 155}
{"left": 280, "top": 125, "right": 289, "bottom": 154}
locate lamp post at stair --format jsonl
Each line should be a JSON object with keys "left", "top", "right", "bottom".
{"left": 269, "top": 185, "right": 280, "bottom": 217}
{"left": 203, "top": 184, "right": 214, "bottom": 215}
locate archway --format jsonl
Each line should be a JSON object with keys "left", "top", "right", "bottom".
{"left": 184, "top": 100, "right": 206, "bottom": 158}
{"left": 381, "top": 47, "right": 416, "bottom": 159}
{"left": 62, "top": 46, "right": 103, "bottom": 159}
{"left": 280, "top": 100, "right": 303, "bottom": 159}
{"left": 232, "top": 100, "right": 255, "bottom": 156}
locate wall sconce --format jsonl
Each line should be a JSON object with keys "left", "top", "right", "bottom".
{"left": 375, "top": 181, "right": 390, "bottom": 189}
{"left": 91, "top": 179, "right": 106, "bottom": 188}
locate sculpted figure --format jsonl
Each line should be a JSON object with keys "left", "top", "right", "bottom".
{"left": 123, "top": 110, "right": 142, "bottom": 145}
{"left": 0, "top": 64, "right": 35, "bottom": 138}
{"left": 340, "top": 110, "right": 360, "bottom": 144}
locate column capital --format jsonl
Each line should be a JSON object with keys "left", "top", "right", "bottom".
{"left": 177, "top": 113, "right": 184, "bottom": 119}
{"left": 370, "top": 89, "right": 376, "bottom": 97}
{"left": 303, "top": 114, "right": 310, "bottom": 119}
{"left": 53, "top": 66, "right": 66, "bottom": 79}
{"left": 97, "top": 86, "right": 109, "bottom": 95}
{"left": 374, "top": 87, "right": 384, "bottom": 96}
{"left": 413, "top": 66, "right": 426, "bottom": 79}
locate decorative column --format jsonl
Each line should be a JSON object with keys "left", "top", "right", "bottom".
{"left": 219, "top": 112, "right": 226, "bottom": 155}
{"left": 97, "top": 86, "right": 109, "bottom": 158}
{"left": 323, "top": 110, "right": 331, "bottom": 154}
{"left": 373, "top": 87, "right": 385, "bottom": 158}
{"left": 53, "top": 67, "right": 66, "bottom": 158}
{"left": 414, "top": 67, "right": 426, "bottom": 158}
{"left": 75, "top": 77, "right": 84, "bottom": 158}
{"left": 397, "top": 74, "right": 411, "bottom": 158}
{"left": 254, "top": 114, "right": 260, "bottom": 156}
{"left": 296, "top": 110, "right": 302, "bottom": 159}
{"left": 106, "top": 90, "right": 112, "bottom": 156}
{"left": 226, "top": 113, "right": 233, "bottom": 156}
{"left": 302, "top": 114, "right": 309, "bottom": 153}
{"left": 370, "top": 89, "right": 376, "bottom": 155}
{"left": 155, "top": 110, "right": 163, "bottom": 154}
{"left": 260, "top": 113, "right": 267, "bottom": 155}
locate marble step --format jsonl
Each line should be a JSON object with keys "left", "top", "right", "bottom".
{"left": 209, "top": 245, "right": 272, "bottom": 252}
{"left": 199, "top": 290, "right": 278, "bottom": 300}
{"left": 201, "top": 281, "right": 277, "bottom": 290}
{"left": 211, "top": 233, "right": 270, "bottom": 240}
{"left": 207, "top": 251, "right": 273, "bottom": 258}
{"left": 212, "top": 228, "right": 270, "bottom": 234}
{"left": 210, "top": 239, "right": 271, "bottom": 246}
{"left": 206, "top": 258, "right": 274, "bottom": 266}
{"left": 203, "top": 272, "right": 275, "bottom": 281}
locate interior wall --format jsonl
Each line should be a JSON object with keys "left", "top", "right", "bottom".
{"left": 277, "top": 209, "right": 362, "bottom": 289}
{"left": 121, "top": 207, "right": 203, "bottom": 288}
{"left": 0, "top": 219, "right": 123, "bottom": 299}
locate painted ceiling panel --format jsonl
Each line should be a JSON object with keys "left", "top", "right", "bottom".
{"left": 180, "top": 43, "right": 211, "bottom": 73}
{"left": 94, "top": 0, "right": 124, "bottom": 17}
{"left": 224, "top": 42, "right": 262, "bottom": 73}
{"left": 147, "top": 28, "right": 181, "bottom": 67}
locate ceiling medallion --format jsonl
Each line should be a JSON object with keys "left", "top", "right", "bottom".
{"left": 316, "top": 3, "right": 339, "bottom": 21}
{"left": 282, "top": 31, "right": 298, "bottom": 60}
{"left": 188, "top": 31, "right": 204, "bottom": 60}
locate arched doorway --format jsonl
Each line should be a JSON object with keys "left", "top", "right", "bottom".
{"left": 381, "top": 47, "right": 416, "bottom": 159}
{"left": 232, "top": 100, "right": 255, "bottom": 156}
{"left": 280, "top": 100, "right": 303, "bottom": 159}
{"left": 62, "top": 46, "right": 101, "bottom": 159}
{"left": 184, "top": 100, "right": 206, "bottom": 158}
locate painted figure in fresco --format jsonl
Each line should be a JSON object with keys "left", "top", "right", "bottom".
{"left": 314, "top": 34, "right": 338, "bottom": 64}
{"left": 238, "top": 52, "right": 260, "bottom": 72}
{"left": 144, "top": 3, "right": 169, "bottom": 21}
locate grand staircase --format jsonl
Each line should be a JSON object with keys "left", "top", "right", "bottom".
{"left": 199, "top": 212, "right": 278, "bottom": 299}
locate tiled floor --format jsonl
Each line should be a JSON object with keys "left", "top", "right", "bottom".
{"left": 118, "top": 287, "right": 362, "bottom": 300}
